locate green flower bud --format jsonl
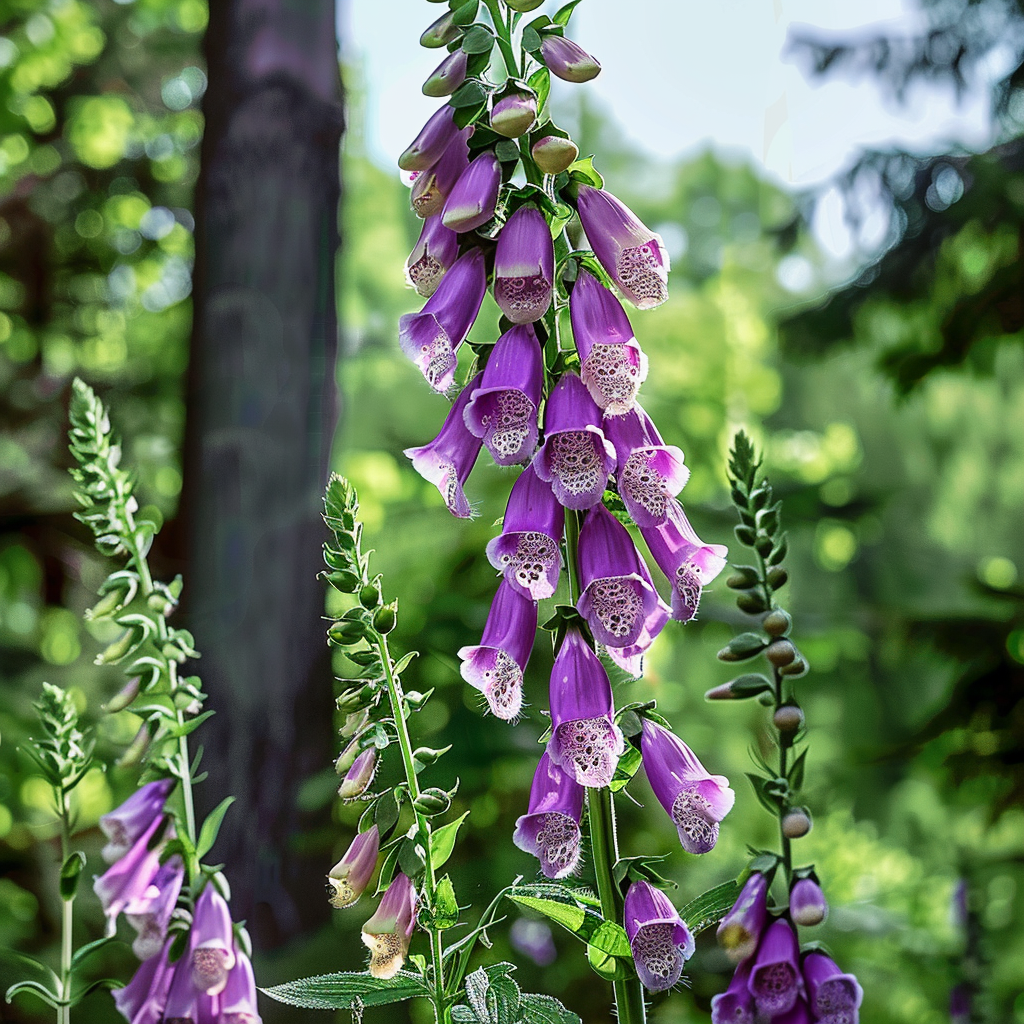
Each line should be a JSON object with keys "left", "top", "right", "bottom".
{"left": 705, "top": 674, "right": 773, "bottom": 700}
{"left": 330, "top": 620, "right": 367, "bottom": 645}
{"left": 102, "top": 676, "right": 141, "bottom": 713}
{"left": 726, "top": 566, "right": 760, "bottom": 590}
{"left": 413, "top": 788, "right": 451, "bottom": 816}
{"left": 762, "top": 609, "right": 792, "bottom": 637}
{"left": 766, "top": 566, "right": 789, "bottom": 589}
{"left": 359, "top": 582, "right": 382, "bottom": 609}
{"left": 531, "top": 135, "right": 579, "bottom": 174}
{"left": 737, "top": 590, "right": 769, "bottom": 614}
{"left": 373, "top": 601, "right": 398, "bottom": 635}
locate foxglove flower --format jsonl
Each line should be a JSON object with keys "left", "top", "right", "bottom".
{"left": 411, "top": 132, "right": 470, "bottom": 219}
{"left": 604, "top": 406, "right": 689, "bottom": 527}
{"left": 790, "top": 877, "right": 828, "bottom": 927}
{"left": 748, "top": 919, "right": 802, "bottom": 1019}
{"left": 532, "top": 135, "right": 579, "bottom": 174}
{"left": 362, "top": 872, "right": 417, "bottom": 980}
{"left": 338, "top": 748, "right": 378, "bottom": 800}
{"left": 540, "top": 35, "right": 601, "bottom": 82}
{"left": 491, "top": 91, "right": 537, "bottom": 138}
{"left": 533, "top": 373, "right": 617, "bottom": 510}
{"left": 640, "top": 718, "right": 734, "bottom": 854}
{"left": 399, "top": 104, "right": 460, "bottom": 172}
{"left": 717, "top": 871, "right": 769, "bottom": 963}
{"left": 640, "top": 499, "right": 727, "bottom": 621}
{"left": 458, "top": 580, "right": 538, "bottom": 720}
{"left": 774, "top": 1001, "right": 812, "bottom": 1024}
{"left": 99, "top": 778, "right": 174, "bottom": 863}
{"left": 399, "top": 248, "right": 486, "bottom": 392}
{"left": 493, "top": 207, "right": 554, "bottom": 324}
{"left": 94, "top": 814, "right": 166, "bottom": 933}
{"left": 328, "top": 826, "right": 381, "bottom": 909}
{"left": 576, "top": 184, "right": 670, "bottom": 309}
{"left": 405, "top": 216, "right": 459, "bottom": 298}
{"left": 485, "top": 465, "right": 564, "bottom": 600}
{"left": 442, "top": 152, "right": 501, "bottom": 233}
{"left": 113, "top": 939, "right": 176, "bottom": 1024}
{"left": 464, "top": 324, "right": 543, "bottom": 465}
{"left": 547, "top": 627, "right": 625, "bottom": 788}
{"left": 802, "top": 952, "right": 863, "bottom": 1024}
{"left": 220, "top": 951, "right": 262, "bottom": 1023}
{"left": 125, "top": 856, "right": 185, "bottom": 961}
{"left": 513, "top": 752, "right": 585, "bottom": 879}
{"left": 624, "top": 880, "right": 695, "bottom": 992}
{"left": 510, "top": 919, "right": 558, "bottom": 966}
{"left": 423, "top": 49, "right": 468, "bottom": 97}
{"left": 570, "top": 269, "right": 648, "bottom": 415}
{"left": 162, "top": 935, "right": 210, "bottom": 1024}
{"left": 576, "top": 503, "right": 668, "bottom": 653}
{"left": 711, "top": 958, "right": 755, "bottom": 1024}
{"left": 190, "top": 884, "right": 236, "bottom": 996}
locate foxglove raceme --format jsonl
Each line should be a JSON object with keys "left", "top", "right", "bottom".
{"left": 711, "top": 958, "right": 755, "bottom": 1024}
{"left": 464, "top": 324, "right": 543, "bottom": 465}
{"left": 491, "top": 91, "right": 537, "bottom": 138}
{"left": 125, "top": 857, "right": 185, "bottom": 961}
{"left": 190, "top": 884, "right": 237, "bottom": 996}
{"left": 94, "top": 814, "right": 166, "bottom": 934}
{"left": 113, "top": 939, "right": 176, "bottom": 1024}
{"left": 570, "top": 269, "right": 648, "bottom": 415}
{"left": 442, "top": 152, "right": 501, "bottom": 233}
{"left": 411, "top": 131, "right": 470, "bottom": 219}
{"left": 399, "top": 248, "right": 486, "bottom": 392}
{"left": 338, "top": 748, "right": 378, "bottom": 800}
{"left": 533, "top": 372, "right": 617, "bottom": 509}
{"left": 748, "top": 919, "right": 802, "bottom": 1019}
{"left": 405, "top": 216, "right": 459, "bottom": 298}
{"left": 802, "top": 952, "right": 863, "bottom": 1024}
{"left": 640, "top": 718, "right": 734, "bottom": 854}
{"left": 99, "top": 778, "right": 174, "bottom": 863}
{"left": 220, "top": 951, "right": 262, "bottom": 1023}
{"left": 513, "top": 752, "right": 585, "bottom": 878}
{"left": 399, "top": 104, "right": 460, "bottom": 172}
{"left": 493, "top": 207, "right": 554, "bottom": 324}
{"left": 486, "top": 465, "right": 564, "bottom": 600}
{"left": 717, "top": 871, "right": 769, "bottom": 963}
{"left": 547, "top": 627, "right": 625, "bottom": 788}
{"left": 790, "top": 877, "right": 828, "bottom": 927}
{"left": 423, "top": 49, "right": 468, "bottom": 97}
{"left": 362, "top": 872, "right": 417, "bottom": 980}
{"left": 328, "top": 826, "right": 381, "bottom": 909}
{"left": 576, "top": 184, "right": 670, "bottom": 309}
{"left": 624, "top": 880, "right": 695, "bottom": 992}
{"left": 540, "top": 34, "right": 601, "bottom": 82}
{"left": 458, "top": 580, "right": 538, "bottom": 720}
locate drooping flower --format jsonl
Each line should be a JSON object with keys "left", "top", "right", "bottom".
{"left": 533, "top": 373, "right": 617, "bottom": 510}
{"left": 219, "top": 951, "right": 262, "bottom": 1024}
{"left": 747, "top": 919, "right": 802, "bottom": 1019}
{"left": 399, "top": 248, "right": 486, "bottom": 392}
{"left": 410, "top": 131, "right": 470, "bottom": 219}
{"left": 576, "top": 184, "right": 670, "bottom": 309}
{"left": 531, "top": 135, "right": 579, "bottom": 174}
{"left": 338, "top": 748, "right": 378, "bottom": 800}
{"left": 640, "top": 718, "right": 734, "bottom": 854}
{"left": 464, "top": 324, "right": 543, "bottom": 465}
{"left": 190, "top": 884, "right": 237, "bottom": 996}
{"left": 458, "top": 580, "right": 538, "bottom": 720}
{"left": 405, "top": 216, "right": 460, "bottom": 298}
{"left": 640, "top": 499, "right": 728, "bottom": 621}
{"left": 423, "top": 49, "right": 468, "bottom": 97}
{"left": 398, "top": 104, "right": 460, "bottom": 172}
{"left": 404, "top": 373, "right": 484, "bottom": 518}
{"left": 802, "top": 952, "right": 863, "bottom": 1024}
{"left": 540, "top": 35, "right": 601, "bottom": 82}
{"left": 491, "top": 91, "right": 537, "bottom": 138}
{"left": 362, "top": 872, "right": 417, "bottom": 980}
{"left": 716, "top": 871, "right": 769, "bottom": 963}
{"left": 124, "top": 856, "right": 185, "bottom": 961}
{"left": 570, "top": 269, "right": 648, "bottom": 415}
{"left": 790, "top": 877, "right": 828, "bottom": 927}
{"left": 161, "top": 932, "right": 209, "bottom": 1024}
{"left": 485, "top": 465, "right": 564, "bottom": 600}
{"left": 327, "top": 825, "right": 381, "bottom": 909}
{"left": 603, "top": 405, "right": 689, "bottom": 527}
{"left": 624, "top": 880, "right": 695, "bottom": 992}
{"left": 510, "top": 919, "right": 558, "bottom": 966}
{"left": 711, "top": 958, "right": 756, "bottom": 1024}
{"left": 94, "top": 813, "right": 166, "bottom": 933}
{"left": 547, "top": 627, "right": 625, "bottom": 788}
{"left": 513, "top": 752, "right": 585, "bottom": 879}
{"left": 493, "top": 207, "right": 554, "bottom": 324}
{"left": 99, "top": 778, "right": 174, "bottom": 863}
{"left": 442, "top": 152, "right": 501, "bottom": 232}
{"left": 113, "top": 939, "right": 176, "bottom": 1024}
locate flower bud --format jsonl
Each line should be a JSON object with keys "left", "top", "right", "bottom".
{"left": 329, "top": 620, "right": 367, "bottom": 645}
{"left": 762, "top": 609, "right": 792, "bottom": 636}
{"left": 773, "top": 704, "right": 804, "bottom": 734}
{"left": 399, "top": 105, "right": 459, "bottom": 172}
{"left": 422, "top": 49, "right": 468, "bottom": 97}
{"left": 86, "top": 587, "right": 129, "bottom": 621}
{"left": 726, "top": 566, "right": 759, "bottom": 589}
{"left": 782, "top": 809, "right": 812, "bottom": 838}
{"left": 491, "top": 92, "right": 537, "bottom": 138}
{"left": 116, "top": 724, "right": 151, "bottom": 768}
{"left": 717, "top": 872, "right": 768, "bottom": 963}
{"left": 442, "top": 152, "right": 501, "bottom": 232}
{"left": 373, "top": 601, "right": 398, "bottom": 635}
{"left": 531, "top": 135, "right": 579, "bottom": 175}
{"left": 338, "top": 749, "right": 378, "bottom": 800}
{"left": 780, "top": 656, "right": 808, "bottom": 677}
{"left": 412, "top": 745, "right": 450, "bottom": 767}
{"left": 737, "top": 590, "right": 769, "bottom": 614}
{"left": 540, "top": 35, "right": 601, "bottom": 83}
{"left": 765, "top": 640, "right": 796, "bottom": 667}
{"left": 705, "top": 674, "right": 772, "bottom": 701}
{"left": 96, "top": 627, "right": 139, "bottom": 665}
{"left": 790, "top": 877, "right": 828, "bottom": 926}
{"left": 412, "top": 787, "right": 451, "bottom": 816}
{"left": 328, "top": 826, "right": 380, "bottom": 909}
{"left": 359, "top": 582, "right": 382, "bottom": 609}
{"left": 767, "top": 565, "right": 789, "bottom": 589}
{"left": 420, "top": 11, "right": 460, "bottom": 48}
{"left": 103, "top": 676, "right": 141, "bottom": 713}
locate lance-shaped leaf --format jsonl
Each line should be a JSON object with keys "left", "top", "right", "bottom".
{"left": 260, "top": 971, "right": 430, "bottom": 1010}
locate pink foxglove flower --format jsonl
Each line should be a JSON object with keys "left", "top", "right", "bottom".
{"left": 790, "top": 877, "right": 828, "bottom": 927}
{"left": 398, "top": 104, "right": 460, "bottom": 172}
{"left": 99, "top": 778, "right": 174, "bottom": 863}
{"left": 190, "top": 884, "right": 236, "bottom": 996}
{"left": 513, "top": 752, "right": 585, "bottom": 879}
{"left": 624, "top": 880, "right": 695, "bottom": 992}
{"left": 711, "top": 958, "right": 756, "bottom": 1024}
{"left": 411, "top": 132, "right": 470, "bottom": 219}
{"left": 94, "top": 814, "right": 166, "bottom": 933}
{"left": 219, "top": 951, "right": 262, "bottom": 1023}
{"left": 748, "top": 919, "right": 802, "bottom": 1019}
{"left": 125, "top": 856, "right": 185, "bottom": 961}
{"left": 717, "top": 871, "right": 769, "bottom": 963}
{"left": 338, "top": 748, "right": 378, "bottom": 800}
{"left": 113, "top": 939, "right": 176, "bottom": 1024}
{"left": 442, "top": 152, "right": 501, "bottom": 233}
{"left": 540, "top": 35, "right": 601, "bottom": 83}
{"left": 493, "top": 207, "right": 554, "bottom": 324}
{"left": 405, "top": 216, "right": 459, "bottom": 298}
{"left": 328, "top": 826, "right": 380, "bottom": 909}
{"left": 802, "top": 952, "right": 863, "bottom": 1024}
{"left": 362, "top": 872, "right": 417, "bottom": 980}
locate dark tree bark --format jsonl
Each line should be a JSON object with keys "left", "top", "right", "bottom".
{"left": 181, "top": 0, "right": 342, "bottom": 946}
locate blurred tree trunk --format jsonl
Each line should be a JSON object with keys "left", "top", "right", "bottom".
{"left": 180, "top": 0, "right": 342, "bottom": 946}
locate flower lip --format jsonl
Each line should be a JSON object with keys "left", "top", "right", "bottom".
{"left": 124, "top": 856, "right": 185, "bottom": 961}
{"left": 328, "top": 825, "right": 380, "bottom": 909}
{"left": 94, "top": 812, "right": 167, "bottom": 929}
{"left": 802, "top": 951, "right": 863, "bottom": 1019}
{"left": 405, "top": 216, "right": 460, "bottom": 298}
{"left": 190, "top": 884, "right": 237, "bottom": 996}
{"left": 711, "top": 957, "right": 756, "bottom": 1024}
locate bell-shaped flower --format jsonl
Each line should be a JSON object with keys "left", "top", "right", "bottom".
{"left": 494, "top": 207, "right": 554, "bottom": 324}
{"left": 411, "top": 131, "right": 470, "bottom": 219}
{"left": 717, "top": 871, "right": 769, "bottom": 963}
{"left": 399, "top": 248, "right": 486, "bottom": 392}
{"left": 113, "top": 939, "right": 176, "bottom": 1024}
{"left": 124, "top": 856, "right": 184, "bottom": 961}
{"left": 802, "top": 952, "right": 863, "bottom": 1024}
{"left": 338, "top": 748, "right": 378, "bottom": 800}
{"left": 423, "top": 49, "right": 468, "bottom": 97}
{"left": 219, "top": 951, "right": 262, "bottom": 1023}
{"left": 491, "top": 91, "right": 537, "bottom": 138}
{"left": 442, "top": 151, "right": 501, "bottom": 233}
{"left": 624, "top": 880, "right": 695, "bottom": 992}
{"left": 540, "top": 35, "right": 601, "bottom": 82}
{"left": 576, "top": 503, "right": 668, "bottom": 654}
{"left": 711, "top": 958, "right": 756, "bottom": 1024}
{"left": 399, "top": 104, "right": 460, "bottom": 172}
{"left": 405, "top": 216, "right": 460, "bottom": 298}
{"left": 640, "top": 499, "right": 727, "bottom": 621}
{"left": 640, "top": 718, "right": 734, "bottom": 854}
{"left": 533, "top": 373, "right": 617, "bottom": 510}
{"left": 94, "top": 814, "right": 166, "bottom": 933}
{"left": 485, "top": 465, "right": 564, "bottom": 600}
{"left": 747, "top": 919, "right": 802, "bottom": 1019}
{"left": 604, "top": 406, "right": 689, "bottom": 528}
{"left": 547, "top": 627, "right": 625, "bottom": 788}
{"left": 532, "top": 135, "right": 579, "bottom": 174}
{"left": 458, "top": 580, "right": 538, "bottom": 720}
{"left": 513, "top": 752, "right": 585, "bottom": 879}
{"left": 790, "top": 877, "right": 828, "bottom": 927}
{"left": 162, "top": 933, "right": 219, "bottom": 1024}
{"left": 99, "top": 778, "right": 174, "bottom": 864}
{"left": 464, "top": 324, "right": 543, "bottom": 465}
{"left": 328, "top": 826, "right": 380, "bottom": 909}
{"left": 570, "top": 269, "right": 648, "bottom": 415}
{"left": 576, "top": 184, "right": 670, "bottom": 309}
{"left": 190, "top": 884, "right": 237, "bottom": 996}
{"left": 362, "top": 872, "right": 417, "bottom": 980}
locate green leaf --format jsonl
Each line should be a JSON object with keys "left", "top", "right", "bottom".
{"left": 430, "top": 874, "right": 459, "bottom": 930}
{"left": 678, "top": 880, "right": 744, "bottom": 934}
{"left": 519, "top": 994, "right": 581, "bottom": 1024}
{"left": 746, "top": 772, "right": 781, "bottom": 814}
{"left": 374, "top": 842, "right": 401, "bottom": 895}
{"left": 374, "top": 788, "right": 401, "bottom": 835}
{"left": 451, "top": 0, "right": 480, "bottom": 26}
{"left": 609, "top": 743, "right": 641, "bottom": 792}
{"left": 196, "top": 796, "right": 235, "bottom": 861}
{"left": 586, "top": 926, "right": 632, "bottom": 981}
{"left": 70, "top": 935, "right": 122, "bottom": 972}
{"left": 461, "top": 25, "right": 494, "bottom": 54}
{"left": 789, "top": 748, "right": 808, "bottom": 792}
{"left": 494, "top": 139, "right": 521, "bottom": 163}
{"left": 168, "top": 709, "right": 215, "bottom": 738}
{"left": 451, "top": 79, "right": 488, "bottom": 109}
{"left": 521, "top": 26, "right": 543, "bottom": 52}
{"left": 5, "top": 980, "right": 62, "bottom": 1010}
{"left": 392, "top": 651, "right": 418, "bottom": 676}
{"left": 261, "top": 971, "right": 430, "bottom": 1010}
{"left": 60, "top": 850, "right": 87, "bottom": 900}
{"left": 567, "top": 156, "right": 604, "bottom": 189}
{"left": 429, "top": 811, "right": 469, "bottom": 870}
{"left": 69, "top": 977, "right": 123, "bottom": 1005}
{"left": 506, "top": 891, "right": 630, "bottom": 959}
{"left": 553, "top": 0, "right": 582, "bottom": 26}
{"left": 527, "top": 66, "right": 550, "bottom": 113}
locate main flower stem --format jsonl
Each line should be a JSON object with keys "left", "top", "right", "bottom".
{"left": 57, "top": 786, "right": 72, "bottom": 1024}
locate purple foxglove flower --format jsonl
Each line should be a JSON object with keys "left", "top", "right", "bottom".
{"left": 362, "top": 872, "right": 417, "bottom": 980}
{"left": 640, "top": 718, "right": 734, "bottom": 854}
{"left": 716, "top": 871, "right": 769, "bottom": 963}
{"left": 485, "top": 465, "right": 564, "bottom": 600}
{"left": 640, "top": 499, "right": 727, "bottom": 621}
{"left": 531, "top": 135, "right": 579, "bottom": 175}
{"left": 338, "top": 748, "right": 378, "bottom": 800}
{"left": 113, "top": 940, "right": 176, "bottom": 1024}
{"left": 711, "top": 958, "right": 756, "bottom": 1024}
{"left": 399, "top": 104, "right": 460, "bottom": 172}
{"left": 458, "top": 580, "right": 538, "bottom": 720}
{"left": 219, "top": 951, "right": 262, "bottom": 1023}
{"left": 540, "top": 34, "right": 601, "bottom": 82}
{"left": 162, "top": 935, "right": 200, "bottom": 1023}
{"left": 513, "top": 752, "right": 585, "bottom": 878}
{"left": 328, "top": 825, "right": 381, "bottom": 908}
{"left": 190, "top": 884, "right": 236, "bottom": 996}
{"left": 747, "top": 919, "right": 802, "bottom": 1019}
{"left": 510, "top": 918, "right": 557, "bottom": 966}
{"left": 124, "top": 856, "right": 185, "bottom": 961}
{"left": 423, "top": 49, "right": 468, "bottom": 97}
{"left": 399, "top": 248, "right": 486, "bottom": 392}
{"left": 491, "top": 91, "right": 537, "bottom": 138}
{"left": 411, "top": 131, "right": 470, "bottom": 219}
{"left": 774, "top": 1000, "right": 812, "bottom": 1024}
{"left": 624, "top": 880, "right": 695, "bottom": 992}
{"left": 576, "top": 184, "right": 670, "bottom": 309}
{"left": 570, "top": 269, "right": 648, "bottom": 415}
{"left": 442, "top": 151, "right": 501, "bottom": 233}
{"left": 802, "top": 952, "right": 863, "bottom": 1024}
{"left": 493, "top": 207, "right": 554, "bottom": 324}
{"left": 94, "top": 814, "right": 165, "bottom": 932}
{"left": 99, "top": 778, "right": 174, "bottom": 863}
{"left": 533, "top": 372, "right": 617, "bottom": 510}
{"left": 405, "top": 216, "right": 460, "bottom": 298}
{"left": 577, "top": 503, "right": 668, "bottom": 652}
{"left": 547, "top": 626, "right": 625, "bottom": 788}
{"left": 464, "top": 324, "right": 543, "bottom": 465}
{"left": 604, "top": 405, "right": 689, "bottom": 528}
{"left": 790, "top": 877, "right": 828, "bottom": 927}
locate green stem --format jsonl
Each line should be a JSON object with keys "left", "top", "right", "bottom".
{"left": 483, "top": 0, "right": 519, "bottom": 78}
{"left": 57, "top": 788, "right": 72, "bottom": 1024}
